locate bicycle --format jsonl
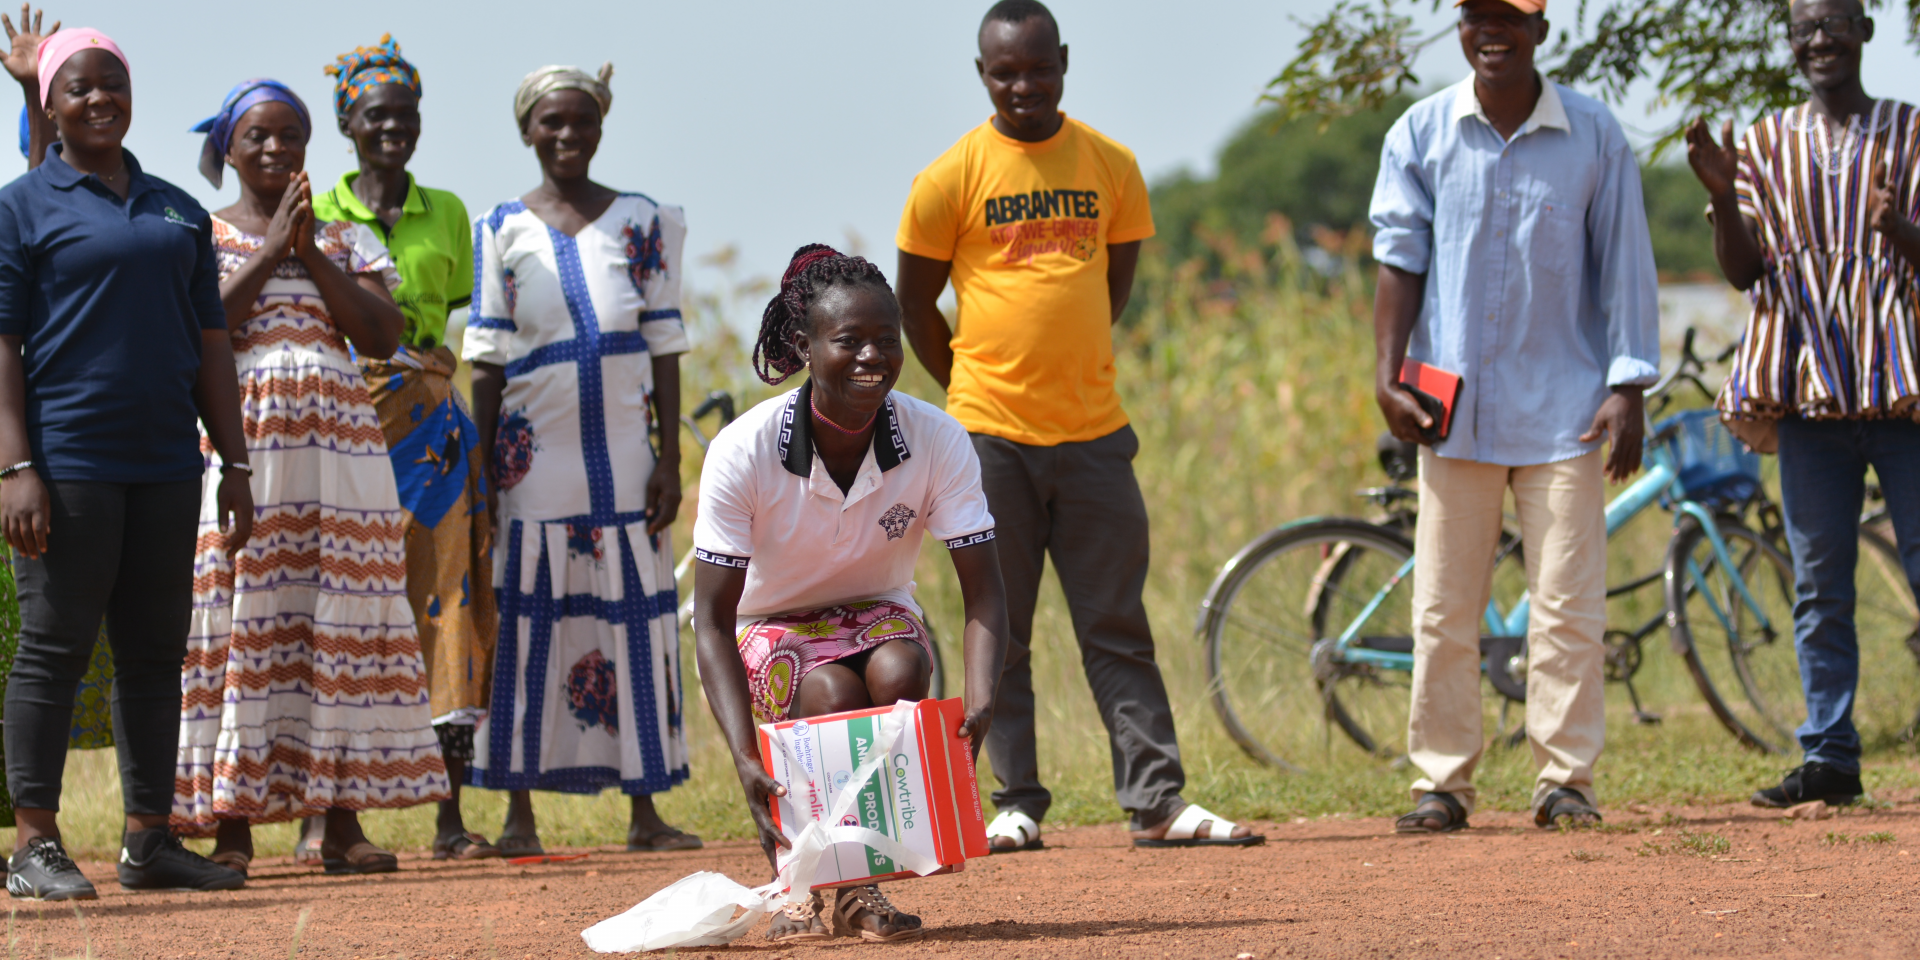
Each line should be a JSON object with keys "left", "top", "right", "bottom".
{"left": 669, "top": 391, "right": 949, "bottom": 699}
{"left": 1192, "top": 328, "right": 1889, "bottom": 769}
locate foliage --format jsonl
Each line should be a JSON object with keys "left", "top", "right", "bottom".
{"left": 1145, "top": 102, "right": 1722, "bottom": 287}
{"left": 1266, "top": 0, "right": 1920, "bottom": 154}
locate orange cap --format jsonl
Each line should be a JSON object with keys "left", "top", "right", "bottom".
{"left": 1455, "top": 0, "right": 1546, "bottom": 14}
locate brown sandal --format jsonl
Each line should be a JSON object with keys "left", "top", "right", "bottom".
{"left": 208, "top": 850, "right": 251, "bottom": 879}
{"left": 432, "top": 831, "right": 503, "bottom": 861}
{"left": 767, "top": 892, "right": 831, "bottom": 943}
{"left": 833, "top": 885, "right": 925, "bottom": 943}
{"left": 322, "top": 841, "right": 400, "bottom": 875}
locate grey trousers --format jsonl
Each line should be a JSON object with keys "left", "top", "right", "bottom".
{"left": 971, "top": 425, "right": 1185, "bottom": 829}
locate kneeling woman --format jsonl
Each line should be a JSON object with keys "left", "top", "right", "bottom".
{"left": 694, "top": 245, "right": 1008, "bottom": 944}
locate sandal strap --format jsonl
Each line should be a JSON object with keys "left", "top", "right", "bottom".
{"left": 985, "top": 810, "right": 1039, "bottom": 846}
{"left": 1163, "top": 803, "right": 1236, "bottom": 841}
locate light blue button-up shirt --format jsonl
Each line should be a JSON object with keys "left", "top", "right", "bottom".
{"left": 1370, "top": 77, "right": 1660, "bottom": 466}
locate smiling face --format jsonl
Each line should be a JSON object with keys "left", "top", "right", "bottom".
{"left": 341, "top": 83, "right": 420, "bottom": 172}
{"left": 794, "top": 284, "right": 904, "bottom": 416}
{"left": 47, "top": 48, "right": 131, "bottom": 155}
{"left": 1789, "top": 0, "right": 1872, "bottom": 92}
{"left": 976, "top": 16, "right": 1067, "bottom": 141}
{"left": 226, "top": 100, "right": 307, "bottom": 197}
{"left": 1456, "top": 0, "right": 1549, "bottom": 88}
{"left": 523, "top": 89, "right": 601, "bottom": 181}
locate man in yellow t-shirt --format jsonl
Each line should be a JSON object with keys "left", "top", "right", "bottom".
{"left": 896, "top": 0, "right": 1261, "bottom": 852}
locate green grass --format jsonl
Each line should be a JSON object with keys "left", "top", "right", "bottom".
{"left": 12, "top": 233, "right": 1920, "bottom": 860}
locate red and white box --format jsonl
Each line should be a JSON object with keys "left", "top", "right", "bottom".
{"left": 758, "top": 698, "right": 988, "bottom": 889}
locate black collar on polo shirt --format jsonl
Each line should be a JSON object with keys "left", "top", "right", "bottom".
{"left": 777, "top": 378, "right": 912, "bottom": 478}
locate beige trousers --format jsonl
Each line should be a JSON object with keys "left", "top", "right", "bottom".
{"left": 1407, "top": 447, "right": 1608, "bottom": 815}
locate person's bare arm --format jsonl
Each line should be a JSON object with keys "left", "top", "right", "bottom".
{"left": 896, "top": 250, "right": 955, "bottom": 390}
{"left": 1373, "top": 264, "right": 1432, "bottom": 444}
{"left": 193, "top": 330, "right": 254, "bottom": 551}
{"left": 471, "top": 361, "right": 505, "bottom": 526}
{"left": 645, "top": 353, "right": 681, "bottom": 536}
{"left": 0, "top": 334, "right": 47, "bottom": 557}
{"left": 948, "top": 541, "right": 1008, "bottom": 752}
{"left": 693, "top": 560, "right": 790, "bottom": 872}
{"left": 1685, "top": 117, "right": 1766, "bottom": 291}
{"left": 1106, "top": 240, "right": 1141, "bottom": 324}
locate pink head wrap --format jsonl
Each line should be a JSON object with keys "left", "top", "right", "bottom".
{"left": 36, "top": 28, "right": 128, "bottom": 110}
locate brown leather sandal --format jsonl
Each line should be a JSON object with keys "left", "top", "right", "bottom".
{"left": 767, "top": 892, "right": 830, "bottom": 943}
{"left": 432, "top": 831, "right": 503, "bottom": 861}
{"left": 322, "top": 841, "right": 400, "bottom": 875}
{"left": 833, "top": 885, "right": 925, "bottom": 943}
{"left": 208, "top": 850, "right": 251, "bottom": 879}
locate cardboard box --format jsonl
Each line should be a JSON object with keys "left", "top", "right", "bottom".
{"left": 759, "top": 698, "right": 988, "bottom": 890}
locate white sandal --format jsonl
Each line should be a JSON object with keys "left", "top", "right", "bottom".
{"left": 985, "top": 809, "right": 1043, "bottom": 853}
{"left": 1133, "top": 803, "right": 1264, "bottom": 848}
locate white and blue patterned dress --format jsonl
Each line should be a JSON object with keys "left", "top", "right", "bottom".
{"left": 462, "top": 194, "right": 690, "bottom": 794}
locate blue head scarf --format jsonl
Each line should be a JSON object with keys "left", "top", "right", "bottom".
{"left": 17, "top": 106, "right": 27, "bottom": 159}
{"left": 191, "top": 79, "right": 311, "bottom": 189}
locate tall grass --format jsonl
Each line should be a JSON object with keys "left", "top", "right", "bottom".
{"left": 15, "top": 229, "right": 1920, "bottom": 860}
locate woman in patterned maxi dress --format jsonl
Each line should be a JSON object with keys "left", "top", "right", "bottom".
{"left": 173, "top": 86, "right": 447, "bottom": 876}
{"left": 464, "top": 64, "right": 697, "bottom": 854}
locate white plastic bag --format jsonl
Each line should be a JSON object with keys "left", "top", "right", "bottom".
{"left": 582, "top": 701, "right": 933, "bottom": 953}
{"left": 581, "top": 872, "right": 769, "bottom": 952}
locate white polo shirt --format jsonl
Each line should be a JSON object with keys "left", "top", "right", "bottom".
{"left": 693, "top": 381, "right": 997, "bottom": 620}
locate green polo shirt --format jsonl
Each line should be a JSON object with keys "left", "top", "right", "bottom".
{"left": 313, "top": 172, "right": 472, "bottom": 350}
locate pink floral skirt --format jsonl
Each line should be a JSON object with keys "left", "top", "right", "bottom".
{"left": 737, "top": 600, "right": 932, "bottom": 723}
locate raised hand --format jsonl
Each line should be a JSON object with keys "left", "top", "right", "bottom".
{"left": 1868, "top": 161, "right": 1906, "bottom": 237}
{"left": 0, "top": 5, "right": 57, "bottom": 88}
{"left": 1685, "top": 117, "right": 1740, "bottom": 200}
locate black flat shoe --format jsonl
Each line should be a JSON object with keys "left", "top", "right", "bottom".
{"left": 1395, "top": 791, "right": 1468, "bottom": 833}
{"left": 1751, "top": 762, "right": 1862, "bottom": 808}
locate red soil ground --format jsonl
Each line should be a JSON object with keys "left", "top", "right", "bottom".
{"left": 12, "top": 802, "right": 1920, "bottom": 959}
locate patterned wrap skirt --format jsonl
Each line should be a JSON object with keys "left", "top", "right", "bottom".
{"left": 174, "top": 318, "right": 449, "bottom": 834}
{"left": 358, "top": 345, "right": 498, "bottom": 760}
{"left": 737, "top": 600, "right": 933, "bottom": 723}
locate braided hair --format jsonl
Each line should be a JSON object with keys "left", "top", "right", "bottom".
{"left": 752, "top": 243, "right": 896, "bottom": 385}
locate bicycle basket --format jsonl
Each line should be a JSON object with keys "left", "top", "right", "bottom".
{"left": 1656, "top": 409, "right": 1762, "bottom": 507}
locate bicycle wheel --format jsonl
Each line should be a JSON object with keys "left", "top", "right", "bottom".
{"left": 1665, "top": 515, "right": 1799, "bottom": 752}
{"left": 1851, "top": 526, "right": 1920, "bottom": 750}
{"left": 1198, "top": 518, "right": 1416, "bottom": 769}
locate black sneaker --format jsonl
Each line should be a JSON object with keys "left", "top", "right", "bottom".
{"left": 117, "top": 829, "right": 245, "bottom": 892}
{"left": 1751, "top": 761, "right": 1864, "bottom": 808}
{"left": 7, "top": 837, "right": 98, "bottom": 901}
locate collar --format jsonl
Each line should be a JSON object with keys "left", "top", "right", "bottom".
{"left": 1449, "top": 73, "right": 1569, "bottom": 137}
{"left": 41, "top": 144, "right": 147, "bottom": 192}
{"left": 777, "top": 379, "right": 912, "bottom": 479}
{"left": 328, "top": 170, "right": 429, "bottom": 222}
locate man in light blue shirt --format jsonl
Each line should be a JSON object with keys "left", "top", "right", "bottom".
{"left": 1370, "top": 0, "right": 1659, "bottom": 834}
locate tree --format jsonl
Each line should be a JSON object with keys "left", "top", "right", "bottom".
{"left": 1267, "top": 0, "right": 1920, "bottom": 152}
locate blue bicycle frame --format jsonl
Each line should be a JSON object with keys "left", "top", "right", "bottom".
{"left": 1327, "top": 441, "right": 1775, "bottom": 672}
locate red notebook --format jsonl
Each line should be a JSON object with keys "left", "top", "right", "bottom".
{"left": 1398, "top": 359, "right": 1462, "bottom": 443}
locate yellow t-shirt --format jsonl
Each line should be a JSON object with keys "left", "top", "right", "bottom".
{"left": 896, "top": 115, "right": 1155, "bottom": 446}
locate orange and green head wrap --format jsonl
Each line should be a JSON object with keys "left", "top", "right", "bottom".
{"left": 324, "top": 33, "right": 421, "bottom": 118}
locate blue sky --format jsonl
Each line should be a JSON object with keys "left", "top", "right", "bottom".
{"left": 14, "top": 1, "right": 1920, "bottom": 299}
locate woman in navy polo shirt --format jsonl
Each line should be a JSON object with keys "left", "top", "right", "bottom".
{"left": 0, "top": 27, "right": 253, "bottom": 900}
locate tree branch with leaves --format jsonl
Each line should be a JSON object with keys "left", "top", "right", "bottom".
{"left": 1267, "top": 0, "right": 1920, "bottom": 152}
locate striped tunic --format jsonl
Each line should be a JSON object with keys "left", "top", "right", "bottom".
{"left": 173, "top": 218, "right": 449, "bottom": 833}
{"left": 1718, "top": 101, "right": 1920, "bottom": 422}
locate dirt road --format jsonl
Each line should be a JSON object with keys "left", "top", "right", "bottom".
{"left": 12, "top": 802, "right": 1919, "bottom": 959}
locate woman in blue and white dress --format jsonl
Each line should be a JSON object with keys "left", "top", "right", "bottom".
{"left": 464, "top": 63, "right": 697, "bottom": 855}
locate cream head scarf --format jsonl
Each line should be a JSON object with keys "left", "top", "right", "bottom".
{"left": 513, "top": 63, "right": 612, "bottom": 130}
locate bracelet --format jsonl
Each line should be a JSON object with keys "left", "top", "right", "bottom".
{"left": 219, "top": 462, "right": 254, "bottom": 475}
{"left": 0, "top": 460, "right": 32, "bottom": 480}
